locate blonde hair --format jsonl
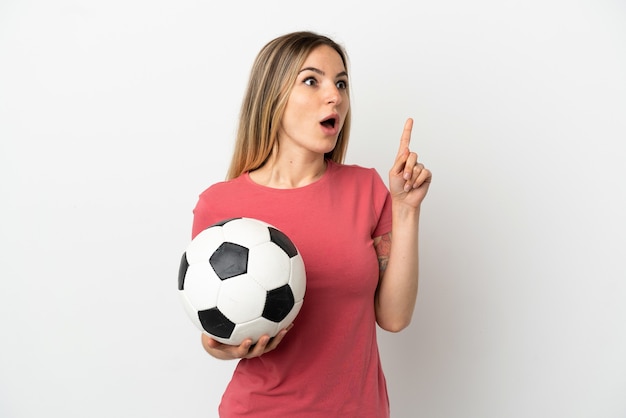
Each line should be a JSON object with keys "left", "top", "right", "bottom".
{"left": 226, "top": 31, "right": 351, "bottom": 180}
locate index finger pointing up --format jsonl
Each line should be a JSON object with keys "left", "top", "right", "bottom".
{"left": 397, "top": 118, "right": 414, "bottom": 157}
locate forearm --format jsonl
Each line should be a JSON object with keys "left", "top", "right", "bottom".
{"left": 375, "top": 205, "right": 421, "bottom": 332}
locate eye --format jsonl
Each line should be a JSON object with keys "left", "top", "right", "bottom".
{"left": 336, "top": 80, "right": 348, "bottom": 89}
{"left": 303, "top": 77, "right": 317, "bottom": 87}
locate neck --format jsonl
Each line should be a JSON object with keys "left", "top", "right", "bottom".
{"left": 249, "top": 155, "right": 327, "bottom": 189}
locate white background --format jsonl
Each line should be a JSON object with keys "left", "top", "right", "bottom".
{"left": 1, "top": 0, "right": 625, "bottom": 417}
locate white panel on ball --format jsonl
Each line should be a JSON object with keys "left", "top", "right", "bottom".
{"left": 226, "top": 317, "right": 280, "bottom": 346}
{"left": 247, "top": 241, "right": 291, "bottom": 290}
{"left": 185, "top": 227, "right": 225, "bottom": 264}
{"left": 179, "top": 292, "right": 204, "bottom": 332}
{"left": 222, "top": 218, "right": 271, "bottom": 248}
{"left": 289, "top": 256, "right": 307, "bottom": 302}
{"left": 217, "top": 274, "right": 267, "bottom": 323}
{"left": 183, "top": 262, "right": 221, "bottom": 310}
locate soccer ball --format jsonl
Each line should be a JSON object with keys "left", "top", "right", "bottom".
{"left": 177, "top": 217, "right": 306, "bottom": 345}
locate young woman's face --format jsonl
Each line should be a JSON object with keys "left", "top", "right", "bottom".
{"left": 278, "top": 45, "right": 350, "bottom": 157}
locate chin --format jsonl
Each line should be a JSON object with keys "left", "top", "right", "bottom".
{"left": 318, "top": 143, "right": 338, "bottom": 156}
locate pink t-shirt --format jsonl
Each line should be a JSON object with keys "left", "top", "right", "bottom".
{"left": 192, "top": 160, "right": 393, "bottom": 417}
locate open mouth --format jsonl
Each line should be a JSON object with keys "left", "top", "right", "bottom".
{"left": 320, "top": 117, "right": 337, "bottom": 129}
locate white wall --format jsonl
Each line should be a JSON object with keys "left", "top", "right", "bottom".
{"left": 1, "top": 0, "right": 625, "bottom": 417}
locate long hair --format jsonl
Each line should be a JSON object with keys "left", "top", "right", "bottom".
{"left": 226, "top": 31, "right": 351, "bottom": 180}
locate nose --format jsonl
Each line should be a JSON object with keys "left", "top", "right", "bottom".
{"left": 325, "top": 84, "right": 342, "bottom": 105}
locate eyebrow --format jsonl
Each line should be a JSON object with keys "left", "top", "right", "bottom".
{"left": 299, "top": 67, "right": 348, "bottom": 78}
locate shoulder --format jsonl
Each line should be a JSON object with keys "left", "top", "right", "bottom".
{"left": 328, "top": 160, "right": 388, "bottom": 189}
{"left": 198, "top": 175, "right": 247, "bottom": 199}
{"left": 194, "top": 175, "right": 250, "bottom": 215}
{"left": 329, "top": 160, "right": 383, "bottom": 180}
{"left": 192, "top": 175, "right": 250, "bottom": 238}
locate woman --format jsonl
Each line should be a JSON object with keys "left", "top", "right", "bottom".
{"left": 191, "top": 31, "right": 431, "bottom": 417}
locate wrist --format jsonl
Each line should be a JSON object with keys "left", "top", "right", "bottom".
{"left": 392, "top": 201, "right": 421, "bottom": 220}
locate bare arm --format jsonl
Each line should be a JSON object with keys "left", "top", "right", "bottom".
{"left": 374, "top": 208, "right": 421, "bottom": 332}
{"left": 374, "top": 118, "right": 431, "bottom": 332}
